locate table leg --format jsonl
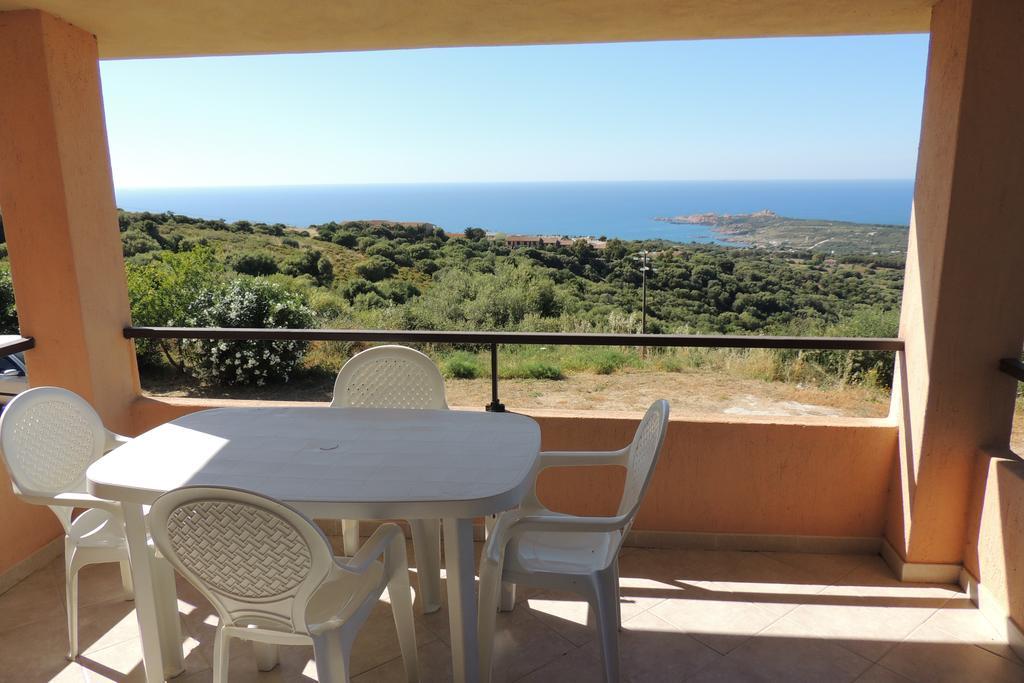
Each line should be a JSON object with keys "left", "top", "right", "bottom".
{"left": 122, "top": 503, "right": 185, "bottom": 681}
{"left": 443, "top": 517, "right": 479, "bottom": 683}
{"left": 409, "top": 518, "right": 442, "bottom": 614}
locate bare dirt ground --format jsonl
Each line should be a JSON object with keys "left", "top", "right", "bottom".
{"left": 143, "top": 368, "right": 892, "bottom": 418}
{"left": 1012, "top": 406, "right": 1024, "bottom": 456}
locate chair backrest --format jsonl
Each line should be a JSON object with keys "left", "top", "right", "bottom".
{"left": 617, "top": 399, "right": 670, "bottom": 522}
{"left": 331, "top": 345, "right": 448, "bottom": 410}
{"left": 0, "top": 387, "right": 108, "bottom": 530}
{"left": 149, "top": 486, "right": 337, "bottom": 635}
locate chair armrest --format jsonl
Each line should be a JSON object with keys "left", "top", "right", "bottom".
{"left": 26, "top": 491, "right": 124, "bottom": 515}
{"left": 536, "top": 448, "right": 629, "bottom": 470}
{"left": 340, "top": 523, "right": 407, "bottom": 575}
{"left": 483, "top": 510, "right": 627, "bottom": 564}
{"left": 520, "top": 448, "right": 630, "bottom": 511}
{"left": 104, "top": 430, "right": 132, "bottom": 453}
{"left": 511, "top": 514, "right": 628, "bottom": 535}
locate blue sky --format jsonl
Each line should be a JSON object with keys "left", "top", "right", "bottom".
{"left": 100, "top": 35, "right": 930, "bottom": 189}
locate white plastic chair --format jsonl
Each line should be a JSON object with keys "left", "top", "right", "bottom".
{"left": 477, "top": 399, "right": 670, "bottom": 683}
{"left": 331, "top": 344, "right": 447, "bottom": 613}
{"left": 149, "top": 486, "right": 419, "bottom": 683}
{"left": 0, "top": 386, "right": 136, "bottom": 659}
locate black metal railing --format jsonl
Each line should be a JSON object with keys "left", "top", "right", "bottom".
{"left": 0, "top": 335, "right": 34, "bottom": 358}
{"left": 1001, "top": 358, "right": 1024, "bottom": 382}
{"left": 124, "top": 326, "right": 905, "bottom": 412}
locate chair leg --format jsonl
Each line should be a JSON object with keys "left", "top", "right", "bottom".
{"left": 592, "top": 568, "right": 622, "bottom": 683}
{"left": 312, "top": 628, "right": 354, "bottom": 683}
{"left": 64, "top": 541, "right": 80, "bottom": 660}
{"left": 476, "top": 557, "right": 503, "bottom": 683}
{"left": 211, "top": 627, "right": 230, "bottom": 683}
{"left": 119, "top": 559, "right": 134, "bottom": 599}
{"left": 151, "top": 554, "right": 184, "bottom": 666}
{"left": 611, "top": 559, "right": 622, "bottom": 631}
{"left": 484, "top": 517, "right": 517, "bottom": 611}
{"left": 408, "top": 518, "right": 441, "bottom": 614}
{"left": 499, "top": 580, "right": 516, "bottom": 612}
{"left": 342, "top": 519, "right": 361, "bottom": 556}
{"left": 385, "top": 537, "right": 420, "bottom": 683}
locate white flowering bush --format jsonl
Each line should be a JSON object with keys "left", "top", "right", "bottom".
{"left": 179, "top": 278, "right": 315, "bottom": 386}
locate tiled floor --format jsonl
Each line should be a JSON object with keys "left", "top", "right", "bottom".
{"left": 1, "top": 545, "right": 1021, "bottom": 682}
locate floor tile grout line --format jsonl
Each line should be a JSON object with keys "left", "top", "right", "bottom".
{"left": 350, "top": 651, "right": 405, "bottom": 681}
{"left": 507, "top": 611, "right": 589, "bottom": 683}
{"left": 825, "top": 598, "right": 949, "bottom": 666}
{"left": 919, "top": 611, "right": 1024, "bottom": 669}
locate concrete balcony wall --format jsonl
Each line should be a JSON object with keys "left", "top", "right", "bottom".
{"left": 963, "top": 452, "right": 1024, "bottom": 639}
{"left": 133, "top": 397, "right": 898, "bottom": 546}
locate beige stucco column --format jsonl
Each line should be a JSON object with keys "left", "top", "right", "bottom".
{"left": 0, "top": 10, "right": 140, "bottom": 577}
{"left": 0, "top": 10, "right": 140, "bottom": 429}
{"left": 887, "top": 0, "right": 1024, "bottom": 567}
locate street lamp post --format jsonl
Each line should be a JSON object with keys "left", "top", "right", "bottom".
{"left": 633, "top": 250, "right": 653, "bottom": 335}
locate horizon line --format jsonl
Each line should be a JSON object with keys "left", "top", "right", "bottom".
{"left": 114, "top": 178, "right": 916, "bottom": 191}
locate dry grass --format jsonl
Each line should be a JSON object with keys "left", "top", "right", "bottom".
{"left": 142, "top": 366, "right": 890, "bottom": 418}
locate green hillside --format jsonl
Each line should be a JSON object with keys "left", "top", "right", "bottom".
{"left": 0, "top": 209, "right": 905, "bottom": 393}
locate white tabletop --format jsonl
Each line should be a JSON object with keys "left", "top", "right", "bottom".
{"left": 88, "top": 407, "right": 541, "bottom": 519}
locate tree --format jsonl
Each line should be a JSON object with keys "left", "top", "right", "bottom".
{"left": 125, "top": 247, "right": 223, "bottom": 368}
{"left": 316, "top": 256, "right": 335, "bottom": 286}
{"left": 464, "top": 227, "right": 486, "bottom": 241}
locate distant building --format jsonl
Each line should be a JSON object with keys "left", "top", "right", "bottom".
{"left": 502, "top": 235, "right": 606, "bottom": 250}
{"left": 504, "top": 235, "right": 544, "bottom": 248}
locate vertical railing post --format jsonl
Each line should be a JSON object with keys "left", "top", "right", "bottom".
{"left": 485, "top": 342, "right": 505, "bottom": 412}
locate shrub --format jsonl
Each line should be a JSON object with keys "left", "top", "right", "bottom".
{"left": 121, "top": 230, "right": 161, "bottom": 256}
{"left": 254, "top": 223, "right": 285, "bottom": 236}
{"left": 0, "top": 263, "right": 18, "bottom": 334}
{"left": 353, "top": 291, "right": 388, "bottom": 310}
{"left": 378, "top": 280, "right": 421, "bottom": 304}
{"left": 177, "top": 237, "right": 208, "bottom": 251}
{"left": 365, "top": 242, "right": 398, "bottom": 261}
{"left": 509, "top": 360, "right": 564, "bottom": 380}
{"left": 442, "top": 352, "right": 482, "bottom": 379}
{"left": 282, "top": 249, "right": 317, "bottom": 275}
{"left": 340, "top": 278, "right": 381, "bottom": 303}
{"left": 281, "top": 237, "right": 299, "bottom": 248}
{"left": 658, "top": 354, "right": 685, "bottom": 373}
{"left": 802, "top": 308, "right": 899, "bottom": 387}
{"left": 331, "top": 232, "right": 358, "bottom": 248}
{"left": 588, "top": 348, "right": 629, "bottom": 375}
{"left": 230, "top": 252, "right": 279, "bottom": 276}
{"left": 354, "top": 256, "right": 398, "bottom": 282}
{"left": 178, "top": 278, "right": 314, "bottom": 385}
{"left": 306, "top": 289, "right": 349, "bottom": 320}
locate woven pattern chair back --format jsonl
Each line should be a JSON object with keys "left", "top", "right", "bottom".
{"left": 332, "top": 345, "right": 448, "bottom": 410}
{"left": 617, "top": 400, "right": 670, "bottom": 521}
{"left": 150, "top": 486, "right": 336, "bottom": 633}
{"left": 0, "top": 387, "right": 108, "bottom": 530}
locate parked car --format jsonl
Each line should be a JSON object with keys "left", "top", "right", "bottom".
{"left": 0, "top": 352, "right": 28, "bottom": 405}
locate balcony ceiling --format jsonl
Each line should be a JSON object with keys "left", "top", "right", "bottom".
{"left": 0, "top": 0, "right": 935, "bottom": 60}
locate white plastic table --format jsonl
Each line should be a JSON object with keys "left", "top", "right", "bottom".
{"left": 87, "top": 406, "right": 541, "bottom": 683}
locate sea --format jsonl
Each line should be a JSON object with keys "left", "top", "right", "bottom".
{"left": 115, "top": 180, "right": 914, "bottom": 244}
